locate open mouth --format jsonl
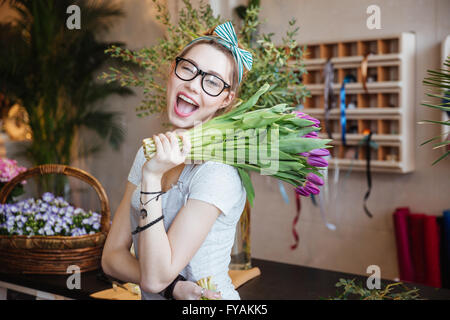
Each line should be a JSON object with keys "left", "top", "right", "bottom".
{"left": 174, "top": 93, "right": 199, "bottom": 117}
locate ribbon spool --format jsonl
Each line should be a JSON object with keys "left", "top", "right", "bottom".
{"left": 361, "top": 53, "right": 370, "bottom": 94}
{"left": 323, "top": 59, "right": 335, "bottom": 140}
{"left": 340, "top": 74, "right": 357, "bottom": 146}
{"left": 360, "top": 130, "right": 378, "bottom": 218}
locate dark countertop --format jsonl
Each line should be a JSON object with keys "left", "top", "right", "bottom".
{"left": 1, "top": 258, "right": 449, "bottom": 300}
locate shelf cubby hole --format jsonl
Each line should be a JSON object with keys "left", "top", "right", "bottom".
{"left": 303, "top": 69, "right": 322, "bottom": 84}
{"left": 358, "top": 145, "right": 379, "bottom": 161}
{"left": 304, "top": 44, "right": 320, "bottom": 59}
{"left": 366, "top": 67, "right": 378, "bottom": 83}
{"left": 377, "top": 92, "right": 399, "bottom": 108}
{"left": 357, "top": 40, "right": 378, "bottom": 56}
{"left": 303, "top": 94, "right": 323, "bottom": 109}
{"left": 378, "top": 38, "right": 399, "bottom": 54}
{"left": 318, "top": 118, "right": 338, "bottom": 135}
{"left": 357, "top": 119, "right": 378, "bottom": 134}
{"left": 345, "top": 93, "right": 358, "bottom": 109}
{"left": 338, "top": 42, "right": 358, "bottom": 57}
{"left": 357, "top": 93, "right": 377, "bottom": 109}
{"left": 338, "top": 67, "right": 358, "bottom": 84}
{"left": 377, "top": 65, "right": 399, "bottom": 81}
{"left": 358, "top": 144, "right": 378, "bottom": 160}
{"left": 333, "top": 69, "right": 339, "bottom": 84}
{"left": 378, "top": 146, "right": 400, "bottom": 162}
{"left": 320, "top": 43, "right": 338, "bottom": 59}
{"left": 378, "top": 119, "right": 400, "bottom": 135}
{"left": 346, "top": 119, "right": 359, "bottom": 134}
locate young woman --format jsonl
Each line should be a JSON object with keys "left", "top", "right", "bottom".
{"left": 101, "top": 22, "right": 252, "bottom": 300}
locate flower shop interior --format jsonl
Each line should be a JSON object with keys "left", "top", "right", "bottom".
{"left": 0, "top": 0, "right": 449, "bottom": 301}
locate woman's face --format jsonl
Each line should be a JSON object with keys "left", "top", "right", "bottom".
{"left": 167, "top": 43, "right": 235, "bottom": 129}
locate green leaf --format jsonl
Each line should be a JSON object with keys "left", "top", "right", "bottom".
{"left": 237, "top": 167, "right": 255, "bottom": 207}
{"left": 418, "top": 119, "right": 450, "bottom": 126}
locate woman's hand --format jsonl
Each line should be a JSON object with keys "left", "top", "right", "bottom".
{"left": 142, "top": 130, "right": 191, "bottom": 178}
{"left": 173, "top": 280, "right": 222, "bottom": 300}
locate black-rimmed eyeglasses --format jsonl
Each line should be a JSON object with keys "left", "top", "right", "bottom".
{"left": 174, "top": 57, "right": 231, "bottom": 97}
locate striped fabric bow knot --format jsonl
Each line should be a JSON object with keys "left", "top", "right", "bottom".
{"left": 213, "top": 21, "right": 253, "bottom": 83}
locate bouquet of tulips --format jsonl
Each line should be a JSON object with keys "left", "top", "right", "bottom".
{"left": 143, "top": 83, "right": 332, "bottom": 205}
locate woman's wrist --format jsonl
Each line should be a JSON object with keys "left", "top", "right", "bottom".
{"left": 141, "top": 172, "right": 163, "bottom": 186}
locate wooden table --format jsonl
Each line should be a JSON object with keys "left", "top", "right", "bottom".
{"left": 0, "top": 258, "right": 449, "bottom": 300}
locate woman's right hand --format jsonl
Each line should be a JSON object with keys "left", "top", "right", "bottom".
{"left": 172, "top": 280, "right": 222, "bottom": 300}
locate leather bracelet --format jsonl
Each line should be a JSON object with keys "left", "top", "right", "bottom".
{"left": 163, "top": 274, "right": 186, "bottom": 300}
{"left": 131, "top": 215, "right": 164, "bottom": 235}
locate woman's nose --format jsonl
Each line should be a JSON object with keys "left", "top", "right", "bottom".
{"left": 187, "top": 75, "right": 202, "bottom": 94}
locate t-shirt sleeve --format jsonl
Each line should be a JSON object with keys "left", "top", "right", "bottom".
{"left": 128, "top": 145, "right": 145, "bottom": 186}
{"left": 188, "top": 162, "right": 246, "bottom": 217}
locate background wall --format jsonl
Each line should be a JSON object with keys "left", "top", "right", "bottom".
{"left": 249, "top": 0, "right": 450, "bottom": 281}
{"left": 2, "top": 0, "right": 449, "bottom": 282}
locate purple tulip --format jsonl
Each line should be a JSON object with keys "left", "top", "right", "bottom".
{"left": 299, "top": 152, "right": 309, "bottom": 157}
{"left": 303, "top": 132, "right": 318, "bottom": 138}
{"left": 306, "top": 155, "right": 329, "bottom": 167}
{"left": 303, "top": 181, "right": 321, "bottom": 195}
{"left": 295, "top": 186, "right": 310, "bottom": 197}
{"left": 309, "top": 148, "right": 330, "bottom": 157}
{"left": 293, "top": 111, "right": 321, "bottom": 127}
{"left": 306, "top": 172, "right": 324, "bottom": 186}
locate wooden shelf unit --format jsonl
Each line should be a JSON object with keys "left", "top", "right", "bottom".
{"left": 296, "top": 33, "right": 416, "bottom": 173}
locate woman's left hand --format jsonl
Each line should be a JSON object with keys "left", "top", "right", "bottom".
{"left": 173, "top": 280, "right": 222, "bottom": 300}
{"left": 142, "top": 131, "right": 191, "bottom": 178}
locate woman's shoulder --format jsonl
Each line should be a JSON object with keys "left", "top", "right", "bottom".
{"left": 187, "top": 161, "right": 246, "bottom": 217}
{"left": 194, "top": 161, "right": 241, "bottom": 182}
{"left": 188, "top": 161, "right": 244, "bottom": 192}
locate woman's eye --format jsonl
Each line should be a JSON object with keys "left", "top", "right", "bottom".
{"left": 182, "top": 66, "right": 195, "bottom": 73}
{"left": 205, "top": 79, "right": 220, "bottom": 87}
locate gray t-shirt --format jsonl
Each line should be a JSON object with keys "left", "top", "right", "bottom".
{"left": 127, "top": 145, "right": 247, "bottom": 300}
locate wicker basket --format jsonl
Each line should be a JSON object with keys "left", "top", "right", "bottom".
{"left": 0, "top": 164, "right": 110, "bottom": 274}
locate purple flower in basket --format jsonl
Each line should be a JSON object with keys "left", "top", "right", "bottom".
{"left": 1, "top": 192, "right": 102, "bottom": 236}
{"left": 42, "top": 192, "right": 55, "bottom": 203}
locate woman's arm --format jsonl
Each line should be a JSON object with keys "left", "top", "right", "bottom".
{"left": 102, "top": 168, "right": 221, "bottom": 299}
{"left": 139, "top": 176, "right": 220, "bottom": 293}
{"left": 138, "top": 132, "right": 222, "bottom": 293}
{"left": 101, "top": 181, "right": 141, "bottom": 284}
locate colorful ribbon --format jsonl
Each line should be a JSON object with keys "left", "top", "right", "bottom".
{"left": 323, "top": 58, "right": 335, "bottom": 140}
{"left": 361, "top": 53, "right": 369, "bottom": 93}
{"left": 362, "top": 131, "right": 374, "bottom": 218}
{"left": 339, "top": 78, "right": 349, "bottom": 146}
{"left": 278, "top": 180, "right": 290, "bottom": 204}
{"left": 290, "top": 191, "right": 301, "bottom": 250}
{"left": 187, "top": 21, "right": 253, "bottom": 83}
{"left": 339, "top": 74, "right": 357, "bottom": 147}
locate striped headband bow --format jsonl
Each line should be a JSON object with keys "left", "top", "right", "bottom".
{"left": 186, "top": 21, "right": 253, "bottom": 84}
